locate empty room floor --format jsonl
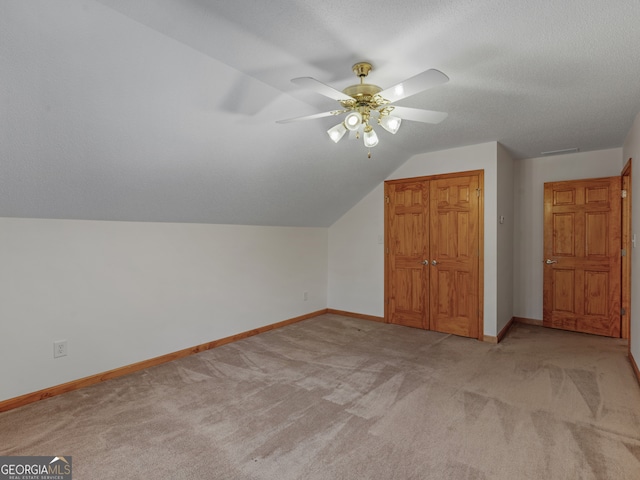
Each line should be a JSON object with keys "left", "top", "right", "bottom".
{"left": 2, "top": 314, "right": 639, "bottom": 479}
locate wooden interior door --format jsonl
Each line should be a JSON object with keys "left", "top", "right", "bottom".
{"left": 385, "top": 171, "right": 481, "bottom": 338}
{"left": 429, "top": 175, "right": 480, "bottom": 338}
{"left": 543, "top": 177, "right": 622, "bottom": 337}
{"left": 386, "top": 181, "right": 429, "bottom": 329}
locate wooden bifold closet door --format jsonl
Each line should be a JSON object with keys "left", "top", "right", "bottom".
{"left": 385, "top": 171, "right": 482, "bottom": 339}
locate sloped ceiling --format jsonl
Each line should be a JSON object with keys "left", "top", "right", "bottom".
{"left": 2, "top": 0, "right": 640, "bottom": 227}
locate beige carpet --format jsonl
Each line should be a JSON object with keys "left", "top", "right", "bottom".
{"left": 2, "top": 314, "right": 640, "bottom": 479}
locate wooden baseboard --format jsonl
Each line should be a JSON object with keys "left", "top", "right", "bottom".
{"left": 630, "top": 352, "right": 640, "bottom": 387}
{"left": 513, "top": 316, "right": 544, "bottom": 327}
{"left": 326, "top": 309, "right": 385, "bottom": 323}
{"left": 498, "top": 317, "right": 515, "bottom": 342}
{"left": 483, "top": 317, "right": 515, "bottom": 344}
{"left": 479, "top": 317, "right": 544, "bottom": 343}
{"left": 0, "top": 309, "right": 329, "bottom": 413}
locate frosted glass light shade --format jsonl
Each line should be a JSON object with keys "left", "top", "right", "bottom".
{"left": 327, "top": 122, "right": 347, "bottom": 143}
{"left": 363, "top": 126, "right": 379, "bottom": 148}
{"left": 380, "top": 115, "right": 402, "bottom": 134}
{"left": 344, "top": 111, "right": 363, "bottom": 131}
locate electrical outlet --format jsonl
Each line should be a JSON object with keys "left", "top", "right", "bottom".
{"left": 53, "top": 340, "right": 67, "bottom": 358}
{"left": 303, "top": 291, "right": 309, "bottom": 301}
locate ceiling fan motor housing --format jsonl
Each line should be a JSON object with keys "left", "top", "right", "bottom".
{"left": 341, "top": 83, "right": 383, "bottom": 105}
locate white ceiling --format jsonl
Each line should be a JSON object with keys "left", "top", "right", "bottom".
{"left": 2, "top": 0, "right": 640, "bottom": 227}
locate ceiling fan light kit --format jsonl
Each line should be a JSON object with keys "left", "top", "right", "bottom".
{"left": 344, "top": 111, "right": 363, "bottom": 131}
{"left": 327, "top": 122, "right": 347, "bottom": 143}
{"left": 278, "top": 62, "right": 449, "bottom": 156}
{"left": 363, "top": 125, "right": 379, "bottom": 148}
{"left": 379, "top": 114, "right": 402, "bottom": 134}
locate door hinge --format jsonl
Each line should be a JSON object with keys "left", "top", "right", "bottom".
{"left": 385, "top": 196, "right": 390, "bottom": 204}
{"left": 622, "top": 189, "right": 628, "bottom": 199}
{"left": 621, "top": 308, "right": 626, "bottom": 315}
{"left": 476, "top": 188, "right": 481, "bottom": 197}
{"left": 622, "top": 248, "right": 627, "bottom": 257}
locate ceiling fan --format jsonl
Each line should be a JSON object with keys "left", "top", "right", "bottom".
{"left": 277, "top": 62, "right": 449, "bottom": 153}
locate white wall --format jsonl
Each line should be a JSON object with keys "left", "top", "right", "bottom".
{"left": 327, "top": 184, "right": 385, "bottom": 316}
{"left": 0, "top": 218, "right": 328, "bottom": 402}
{"left": 512, "top": 148, "right": 624, "bottom": 320}
{"left": 623, "top": 112, "right": 640, "bottom": 365}
{"left": 497, "top": 144, "right": 515, "bottom": 334}
{"left": 328, "top": 141, "right": 500, "bottom": 335}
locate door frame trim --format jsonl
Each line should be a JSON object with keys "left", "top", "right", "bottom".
{"left": 622, "top": 158, "right": 632, "bottom": 342}
{"left": 384, "top": 169, "right": 484, "bottom": 340}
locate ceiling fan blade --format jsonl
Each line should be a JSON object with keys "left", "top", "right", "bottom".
{"left": 291, "top": 77, "right": 354, "bottom": 102}
{"left": 276, "top": 109, "right": 347, "bottom": 124}
{"left": 390, "top": 106, "right": 448, "bottom": 124}
{"left": 378, "top": 69, "right": 449, "bottom": 103}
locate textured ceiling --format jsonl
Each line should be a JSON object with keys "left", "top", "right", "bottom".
{"left": 2, "top": 0, "right": 640, "bottom": 226}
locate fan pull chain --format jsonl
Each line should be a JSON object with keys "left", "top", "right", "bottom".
{"left": 368, "top": 150, "right": 371, "bottom": 159}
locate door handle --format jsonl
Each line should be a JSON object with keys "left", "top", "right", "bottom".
{"left": 545, "top": 259, "right": 558, "bottom": 264}
{"left": 421, "top": 260, "right": 429, "bottom": 265}
{"left": 431, "top": 260, "right": 438, "bottom": 266}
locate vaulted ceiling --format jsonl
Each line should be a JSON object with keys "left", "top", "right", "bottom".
{"left": 2, "top": 1, "right": 640, "bottom": 227}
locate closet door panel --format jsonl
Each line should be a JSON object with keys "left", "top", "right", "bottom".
{"left": 429, "top": 175, "right": 480, "bottom": 338}
{"left": 385, "top": 181, "right": 430, "bottom": 329}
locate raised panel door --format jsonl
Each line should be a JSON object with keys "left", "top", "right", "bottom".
{"left": 386, "top": 182, "right": 429, "bottom": 329}
{"left": 429, "top": 175, "right": 480, "bottom": 338}
{"left": 543, "top": 177, "right": 621, "bottom": 337}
